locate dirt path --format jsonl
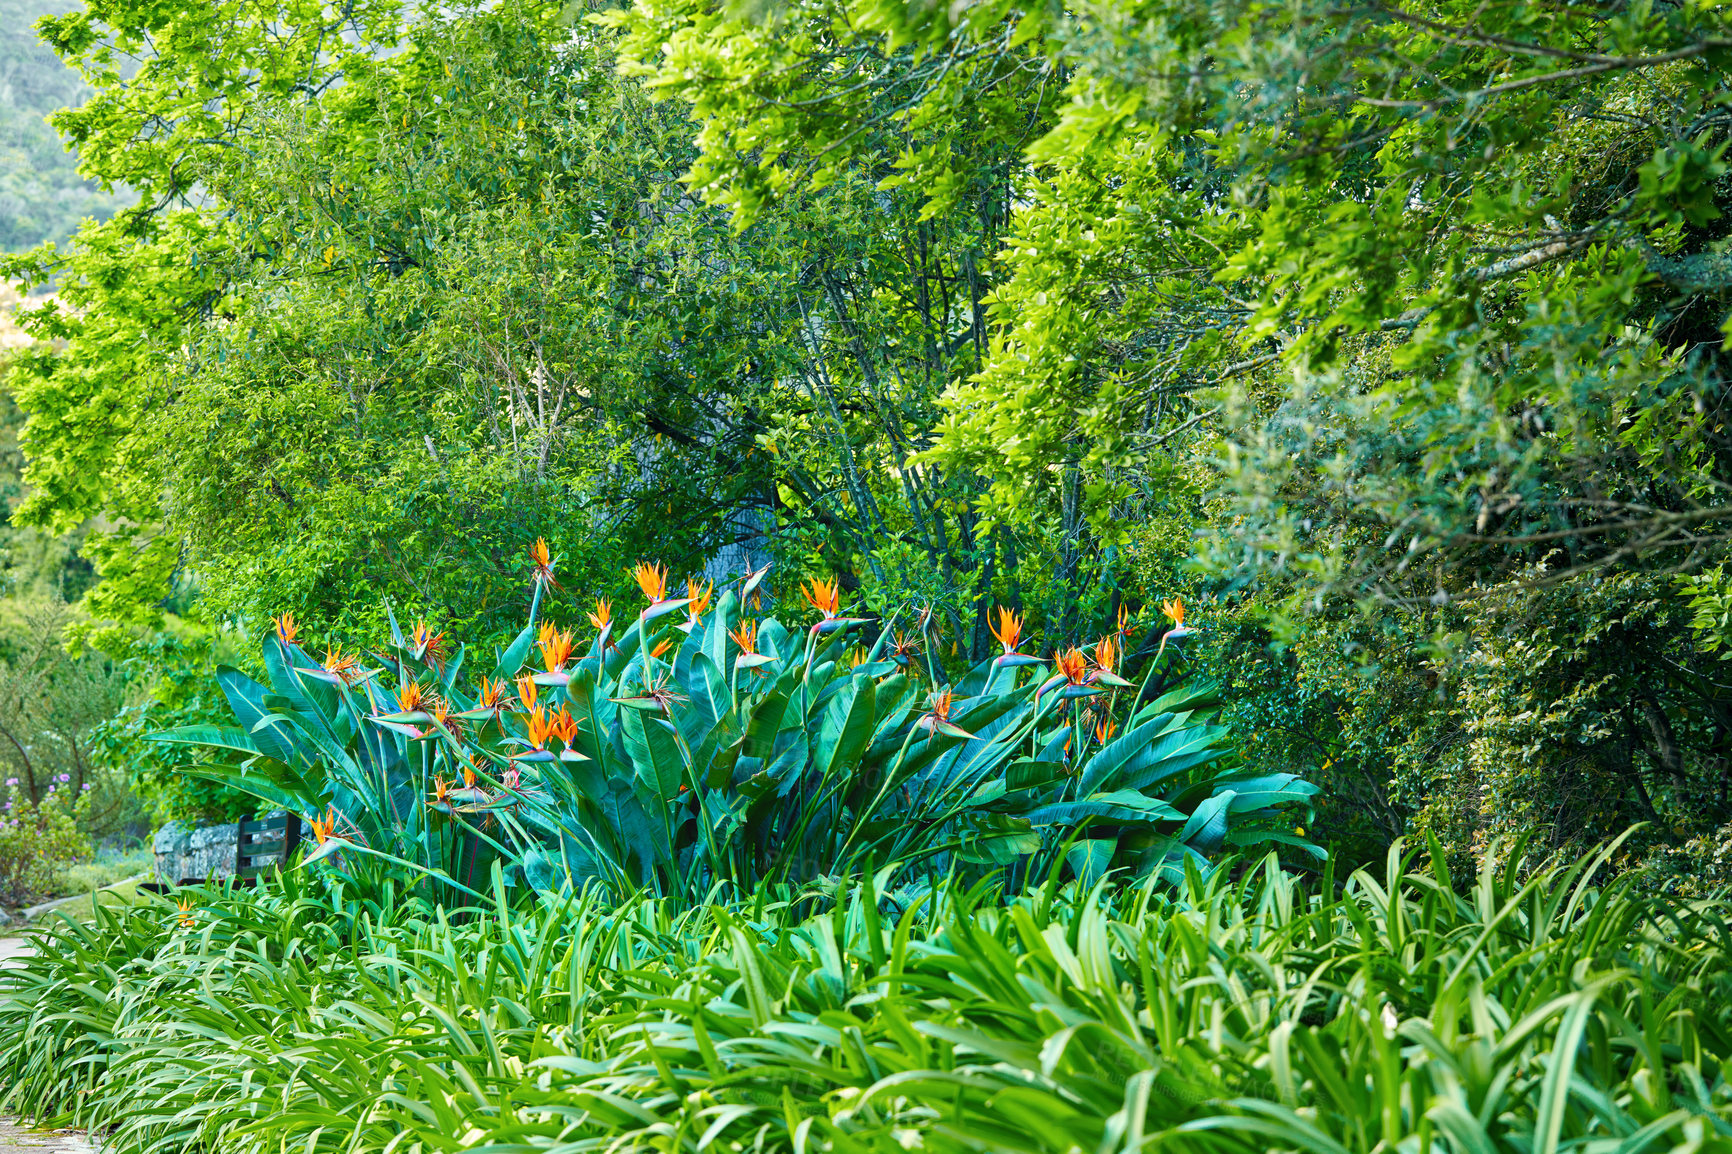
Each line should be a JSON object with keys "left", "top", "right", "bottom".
{"left": 0, "top": 936, "right": 33, "bottom": 969}
{"left": 0, "top": 1120, "right": 94, "bottom": 1154}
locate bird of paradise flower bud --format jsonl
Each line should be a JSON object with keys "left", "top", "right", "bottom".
{"left": 685, "top": 579, "right": 713, "bottom": 624}
{"left": 538, "top": 626, "right": 575, "bottom": 672}
{"left": 529, "top": 537, "right": 558, "bottom": 587}
{"left": 740, "top": 562, "right": 770, "bottom": 610}
{"left": 634, "top": 561, "right": 670, "bottom": 603}
{"left": 274, "top": 613, "right": 300, "bottom": 646}
{"left": 1116, "top": 604, "right": 1137, "bottom": 640}
{"left": 176, "top": 897, "right": 197, "bottom": 930}
{"left": 729, "top": 618, "right": 759, "bottom": 655}
{"left": 588, "top": 598, "right": 612, "bottom": 632}
{"left": 515, "top": 673, "right": 538, "bottom": 711}
{"left": 431, "top": 704, "right": 464, "bottom": 741}
{"left": 803, "top": 576, "right": 840, "bottom": 619}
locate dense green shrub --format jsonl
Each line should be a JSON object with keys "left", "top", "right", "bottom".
{"left": 2, "top": 840, "right": 1727, "bottom": 1153}
{"left": 154, "top": 547, "right": 1315, "bottom": 902}
{"left": 0, "top": 779, "right": 88, "bottom": 906}
{"left": 90, "top": 622, "right": 259, "bottom": 824}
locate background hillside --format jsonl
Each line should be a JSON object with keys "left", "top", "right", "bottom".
{"left": 1, "top": 0, "right": 130, "bottom": 254}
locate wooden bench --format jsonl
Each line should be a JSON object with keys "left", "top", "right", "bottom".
{"left": 235, "top": 812, "right": 302, "bottom": 884}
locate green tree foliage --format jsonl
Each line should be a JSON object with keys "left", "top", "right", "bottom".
{"left": 0, "top": 599, "right": 140, "bottom": 838}
{"left": 618, "top": 0, "right": 1732, "bottom": 587}
{"left": 12, "top": 0, "right": 1732, "bottom": 871}
{"left": 6, "top": 0, "right": 1093, "bottom": 655}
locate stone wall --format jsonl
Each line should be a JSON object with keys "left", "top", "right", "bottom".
{"left": 152, "top": 820, "right": 238, "bottom": 885}
{"left": 153, "top": 812, "right": 307, "bottom": 884}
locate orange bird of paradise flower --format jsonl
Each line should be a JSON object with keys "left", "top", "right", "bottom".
{"left": 431, "top": 704, "right": 463, "bottom": 740}
{"left": 1161, "top": 598, "right": 1187, "bottom": 628}
{"left": 916, "top": 688, "right": 975, "bottom": 738}
{"left": 650, "top": 637, "right": 674, "bottom": 659}
{"left": 803, "top": 576, "right": 840, "bottom": 619}
{"left": 634, "top": 561, "right": 670, "bottom": 603}
{"left": 1055, "top": 647, "right": 1090, "bottom": 686}
{"left": 309, "top": 807, "right": 339, "bottom": 846}
{"left": 321, "top": 646, "right": 363, "bottom": 685}
{"left": 274, "top": 613, "right": 299, "bottom": 646}
{"left": 538, "top": 626, "right": 575, "bottom": 672}
{"left": 529, "top": 537, "right": 558, "bottom": 587}
{"left": 176, "top": 897, "right": 197, "bottom": 930}
{"left": 552, "top": 707, "right": 580, "bottom": 747}
{"left": 515, "top": 673, "right": 539, "bottom": 711}
{"left": 1092, "top": 634, "right": 1119, "bottom": 675}
{"left": 395, "top": 681, "right": 431, "bottom": 713}
{"left": 729, "top": 619, "right": 759, "bottom": 655}
{"left": 990, "top": 607, "right": 1024, "bottom": 654}
{"left": 475, "top": 676, "right": 509, "bottom": 710}
{"left": 412, "top": 619, "right": 447, "bottom": 662}
{"left": 525, "top": 706, "right": 555, "bottom": 748}
{"left": 588, "top": 598, "right": 612, "bottom": 632}
{"left": 1093, "top": 715, "right": 1117, "bottom": 744}
{"left": 685, "top": 579, "right": 713, "bottom": 622}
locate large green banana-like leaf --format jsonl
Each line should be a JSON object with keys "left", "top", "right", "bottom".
{"left": 621, "top": 708, "right": 686, "bottom": 799}
{"left": 216, "top": 667, "right": 309, "bottom": 768}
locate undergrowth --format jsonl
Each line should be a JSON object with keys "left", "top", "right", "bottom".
{"left": 2, "top": 839, "right": 1730, "bottom": 1154}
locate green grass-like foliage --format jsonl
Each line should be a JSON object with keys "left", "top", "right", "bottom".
{"left": 3, "top": 839, "right": 1729, "bottom": 1153}
{"left": 148, "top": 567, "right": 1314, "bottom": 902}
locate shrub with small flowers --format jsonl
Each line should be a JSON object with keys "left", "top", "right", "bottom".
{"left": 0, "top": 776, "right": 92, "bottom": 908}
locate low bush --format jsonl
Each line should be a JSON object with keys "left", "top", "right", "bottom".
{"left": 2, "top": 838, "right": 1728, "bottom": 1154}
{"left": 0, "top": 780, "right": 89, "bottom": 908}
{"left": 49, "top": 842, "right": 152, "bottom": 899}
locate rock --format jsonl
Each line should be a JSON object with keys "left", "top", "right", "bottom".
{"left": 184, "top": 822, "right": 239, "bottom": 883}
{"left": 153, "top": 820, "right": 192, "bottom": 885}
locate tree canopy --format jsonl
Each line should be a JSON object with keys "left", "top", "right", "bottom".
{"left": 3, "top": 0, "right": 1731, "bottom": 873}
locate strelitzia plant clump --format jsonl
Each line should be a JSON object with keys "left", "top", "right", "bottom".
{"left": 154, "top": 540, "right": 1316, "bottom": 901}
